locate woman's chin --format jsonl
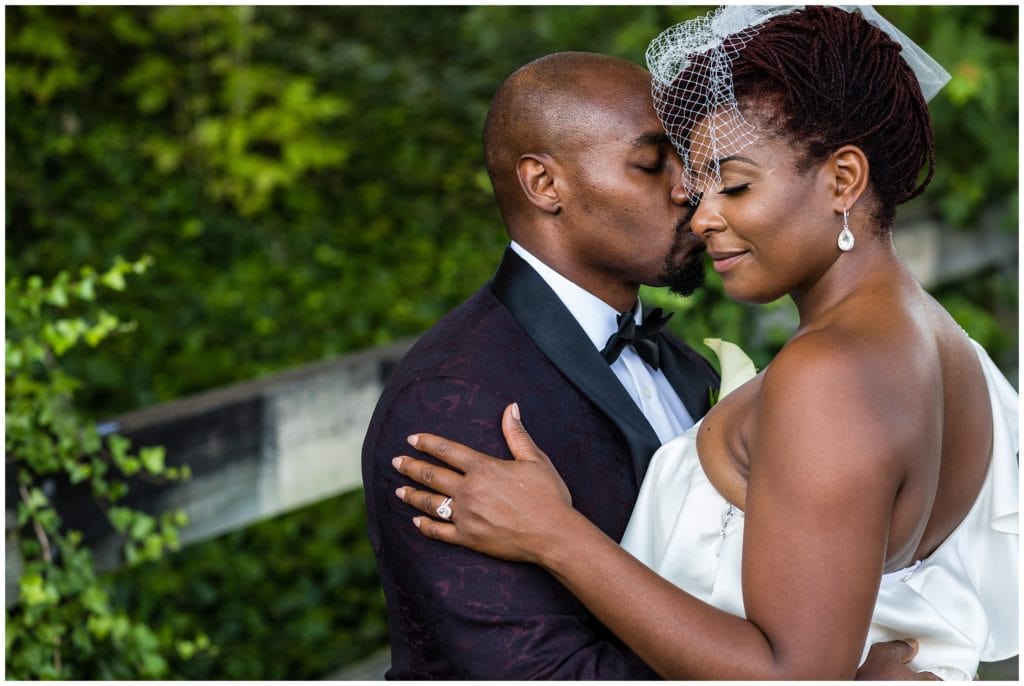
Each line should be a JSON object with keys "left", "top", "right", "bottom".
{"left": 721, "top": 279, "right": 787, "bottom": 305}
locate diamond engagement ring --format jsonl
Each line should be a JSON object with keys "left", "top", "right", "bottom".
{"left": 436, "top": 497, "right": 453, "bottom": 521}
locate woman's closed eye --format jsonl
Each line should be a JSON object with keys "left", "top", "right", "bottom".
{"left": 720, "top": 183, "right": 751, "bottom": 195}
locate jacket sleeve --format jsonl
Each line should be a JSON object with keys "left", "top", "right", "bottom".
{"left": 364, "top": 374, "right": 658, "bottom": 679}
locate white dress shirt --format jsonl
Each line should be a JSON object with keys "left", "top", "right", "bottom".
{"left": 510, "top": 241, "right": 695, "bottom": 444}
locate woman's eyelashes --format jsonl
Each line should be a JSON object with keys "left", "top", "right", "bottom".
{"left": 720, "top": 181, "right": 753, "bottom": 194}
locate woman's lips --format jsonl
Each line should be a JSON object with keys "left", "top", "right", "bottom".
{"left": 708, "top": 251, "right": 747, "bottom": 273}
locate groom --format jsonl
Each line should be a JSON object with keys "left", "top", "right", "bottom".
{"left": 362, "top": 51, "right": 716, "bottom": 679}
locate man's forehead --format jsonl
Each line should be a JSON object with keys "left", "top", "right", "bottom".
{"left": 550, "top": 92, "right": 656, "bottom": 138}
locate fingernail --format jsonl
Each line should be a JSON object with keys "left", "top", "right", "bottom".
{"left": 395, "top": 487, "right": 407, "bottom": 499}
{"left": 407, "top": 434, "right": 419, "bottom": 447}
{"left": 392, "top": 456, "right": 404, "bottom": 470}
{"left": 511, "top": 402, "right": 521, "bottom": 420}
{"left": 904, "top": 638, "right": 918, "bottom": 650}
{"left": 412, "top": 516, "right": 422, "bottom": 529}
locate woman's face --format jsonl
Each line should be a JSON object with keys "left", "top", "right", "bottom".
{"left": 685, "top": 114, "right": 840, "bottom": 304}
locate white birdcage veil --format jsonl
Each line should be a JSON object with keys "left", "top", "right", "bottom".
{"left": 646, "top": 5, "right": 951, "bottom": 202}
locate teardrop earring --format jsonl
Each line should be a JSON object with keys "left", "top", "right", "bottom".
{"left": 838, "top": 206, "right": 855, "bottom": 252}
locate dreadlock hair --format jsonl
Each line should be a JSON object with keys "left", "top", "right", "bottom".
{"left": 728, "top": 6, "right": 936, "bottom": 232}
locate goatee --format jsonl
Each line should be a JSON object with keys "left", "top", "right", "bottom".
{"left": 658, "top": 219, "right": 706, "bottom": 296}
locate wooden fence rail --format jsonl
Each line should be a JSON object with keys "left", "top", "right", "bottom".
{"left": 5, "top": 337, "right": 415, "bottom": 598}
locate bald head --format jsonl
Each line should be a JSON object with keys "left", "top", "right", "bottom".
{"left": 483, "top": 52, "right": 653, "bottom": 229}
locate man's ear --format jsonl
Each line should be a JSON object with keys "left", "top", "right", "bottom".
{"left": 830, "top": 145, "right": 869, "bottom": 212}
{"left": 517, "top": 154, "right": 561, "bottom": 214}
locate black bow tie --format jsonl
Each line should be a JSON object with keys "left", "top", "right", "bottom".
{"left": 600, "top": 307, "right": 673, "bottom": 370}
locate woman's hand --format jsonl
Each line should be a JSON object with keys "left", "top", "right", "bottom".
{"left": 392, "top": 402, "right": 577, "bottom": 564}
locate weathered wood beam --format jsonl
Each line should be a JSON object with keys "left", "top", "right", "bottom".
{"left": 894, "top": 206, "right": 1017, "bottom": 289}
{"left": 6, "top": 338, "right": 415, "bottom": 601}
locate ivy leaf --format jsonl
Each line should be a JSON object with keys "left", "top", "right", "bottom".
{"left": 130, "top": 513, "right": 156, "bottom": 541}
{"left": 19, "top": 573, "right": 59, "bottom": 606}
{"left": 99, "top": 265, "right": 127, "bottom": 291}
{"left": 108, "top": 434, "right": 131, "bottom": 463}
{"left": 108, "top": 507, "right": 134, "bottom": 534}
{"left": 139, "top": 446, "right": 165, "bottom": 474}
{"left": 67, "top": 462, "right": 93, "bottom": 483}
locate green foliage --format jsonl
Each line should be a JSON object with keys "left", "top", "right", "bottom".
{"left": 6, "top": 6, "right": 1016, "bottom": 419}
{"left": 108, "top": 490, "right": 388, "bottom": 680}
{"left": 7, "top": 5, "right": 508, "bottom": 416}
{"left": 932, "top": 267, "right": 1019, "bottom": 386}
{"left": 882, "top": 6, "right": 1019, "bottom": 229}
{"left": 5, "top": 6, "right": 1017, "bottom": 680}
{"left": 5, "top": 258, "right": 208, "bottom": 679}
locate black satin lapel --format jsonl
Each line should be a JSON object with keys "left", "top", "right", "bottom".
{"left": 489, "top": 248, "right": 662, "bottom": 483}
{"left": 657, "top": 335, "right": 717, "bottom": 422}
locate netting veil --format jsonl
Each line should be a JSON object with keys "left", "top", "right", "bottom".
{"left": 646, "top": 5, "right": 951, "bottom": 201}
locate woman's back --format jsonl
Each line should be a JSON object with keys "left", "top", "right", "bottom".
{"left": 896, "top": 279, "right": 992, "bottom": 564}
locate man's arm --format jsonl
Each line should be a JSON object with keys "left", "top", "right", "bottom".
{"left": 367, "top": 375, "right": 656, "bottom": 679}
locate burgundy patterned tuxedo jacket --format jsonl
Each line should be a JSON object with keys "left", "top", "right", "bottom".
{"left": 362, "top": 247, "right": 719, "bottom": 679}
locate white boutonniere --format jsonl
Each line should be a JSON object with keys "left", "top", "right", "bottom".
{"left": 703, "top": 338, "right": 758, "bottom": 405}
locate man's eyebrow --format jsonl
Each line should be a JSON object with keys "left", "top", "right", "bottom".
{"left": 631, "top": 132, "right": 669, "bottom": 147}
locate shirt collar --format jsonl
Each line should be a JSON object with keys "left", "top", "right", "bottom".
{"left": 509, "top": 241, "right": 641, "bottom": 351}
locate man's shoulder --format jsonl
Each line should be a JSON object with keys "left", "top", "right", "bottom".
{"left": 392, "top": 281, "right": 524, "bottom": 379}
{"left": 368, "top": 280, "right": 554, "bottom": 425}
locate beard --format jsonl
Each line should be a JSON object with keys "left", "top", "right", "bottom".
{"left": 657, "top": 216, "right": 706, "bottom": 296}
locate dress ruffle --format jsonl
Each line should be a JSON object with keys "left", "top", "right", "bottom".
{"left": 865, "top": 340, "right": 1019, "bottom": 680}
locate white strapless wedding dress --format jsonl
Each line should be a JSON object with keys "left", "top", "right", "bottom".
{"left": 621, "top": 340, "right": 1019, "bottom": 680}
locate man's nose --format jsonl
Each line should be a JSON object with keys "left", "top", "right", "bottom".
{"left": 670, "top": 174, "right": 689, "bottom": 207}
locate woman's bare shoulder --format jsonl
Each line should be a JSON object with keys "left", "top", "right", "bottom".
{"left": 763, "top": 328, "right": 891, "bottom": 397}
{"left": 759, "top": 327, "right": 924, "bottom": 454}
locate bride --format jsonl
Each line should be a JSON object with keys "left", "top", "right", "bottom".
{"left": 389, "top": 6, "right": 1018, "bottom": 680}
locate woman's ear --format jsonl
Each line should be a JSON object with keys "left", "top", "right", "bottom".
{"left": 517, "top": 154, "right": 561, "bottom": 214}
{"left": 830, "top": 144, "right": 869, "bottom": 212}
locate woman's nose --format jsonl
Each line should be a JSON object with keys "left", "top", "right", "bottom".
{"left": 688, "top": 193, "right": 724, "bottom": 239}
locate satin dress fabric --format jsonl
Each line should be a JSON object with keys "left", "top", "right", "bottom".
{"left": 621, "top": 339, "right": 1019, "bottom": 680}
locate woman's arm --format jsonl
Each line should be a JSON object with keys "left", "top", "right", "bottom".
{"left": 395, "top": 343, "right": 905, "bottom": 679}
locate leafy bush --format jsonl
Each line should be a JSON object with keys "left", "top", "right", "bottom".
{"left": 5, "top": 258, "right": 210, "bottom": 679}
{"left": 108, "top": 489, "right": 387, "bottom": 679}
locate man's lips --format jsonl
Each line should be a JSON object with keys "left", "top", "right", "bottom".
{"left": 671, "top": 229, "right": 705, "bottom": 255}
{"left": 707, "top": 250, "right": 747, "bottom": 273}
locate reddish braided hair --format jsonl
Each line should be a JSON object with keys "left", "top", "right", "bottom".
{"left": 729, "top": 6, "right": 936, "bottom": 231}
